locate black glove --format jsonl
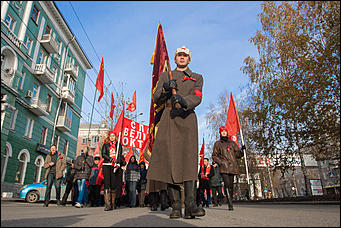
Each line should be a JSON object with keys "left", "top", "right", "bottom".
{"left": 163, "top": 80, "right": 177, "bottom": 92}
{"left": 241, "top": 145, "right": 246, "bottom": 151}
{"left": 171, "top": 94, "right": 187, "bottom": 109}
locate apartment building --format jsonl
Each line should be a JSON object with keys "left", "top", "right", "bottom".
{"left": 1, "top": 1, "right": 92, "bottom": 192}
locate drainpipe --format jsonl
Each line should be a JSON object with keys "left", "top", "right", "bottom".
{"left": 51, "top": 35, "right": 75, "bottom": 145}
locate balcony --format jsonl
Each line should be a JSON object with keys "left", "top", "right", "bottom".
{"left": 34, "top": 64, "right": 55, "bottom": 84}
{"left": 1, "top": 21, "right": 22, "bottom": 50}
{"left": 64, "top": 63, "right": 78, "bottom": 80}
{"left": 56, "top": 115, "right": 71, "bottom": 132}
{"left": 61, "top": 87, "right": 75, "bottom": 105}
{"left": 29, "top": 97, "right": 48, "bottom": 116}
{"left": 40, "top": 33, "right": 58, "bottom": 54}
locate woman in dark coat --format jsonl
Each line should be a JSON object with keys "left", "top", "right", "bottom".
{"left": 212, "top": 126, "right": 245, "bottom": 211}
{"left": 101, "top": 130, "right": 126, "bottom": 211}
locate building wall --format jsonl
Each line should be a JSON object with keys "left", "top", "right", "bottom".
{"left": 1, "top": 1, "right": 92, "bottom": 193}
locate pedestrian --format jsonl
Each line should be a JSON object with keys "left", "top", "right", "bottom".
{"left": 147, "top": 180, "right": 169, "bottom": 211}
{"left": 60, "top": 159, "right": 76, "bottom": 206}
{"left": 88, "top": 155, "right": 101, "bottom": 207}
{"left": 101, "top": 130, "right": 126, "bottom": 211}
{"left": 147, "top": 46, "right": 205, "bottom": 219}
{"left": 43, "top": 144, "right": 66, "bottom": 207}
{"left": 74, "top": 147, "right": 94, "bottom": 208}
{"left": 137, "top": 161, "right": 148, "bottom": 207}
{"left": 125, "top": 155, "right": 140, "bottom": 208}
{"left": 212, "top": 126, "right": 245, "bottom": 211}
{"left": 208, "top": 161, "right": 224, "bottom": 207}
{"left": 198, "top": 158, "right": 211, "bottom": 208}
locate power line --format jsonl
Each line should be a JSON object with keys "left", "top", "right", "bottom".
{"left": 3, "top": 1, "right": 110, "bottom": 121}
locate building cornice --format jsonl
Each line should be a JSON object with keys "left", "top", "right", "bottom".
{"left": 39, "top": 1, "right": 93, "bottom": 71}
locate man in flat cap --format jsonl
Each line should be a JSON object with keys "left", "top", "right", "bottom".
{"left": 147, "top": 46, "right": 205, "bottom": 219}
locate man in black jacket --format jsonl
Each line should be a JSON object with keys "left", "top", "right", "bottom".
{"left": 74, "top": 147, "right": 94, "bottom": 208}
{"left": 60, "top": 160, "right": 76, "bottom": 206}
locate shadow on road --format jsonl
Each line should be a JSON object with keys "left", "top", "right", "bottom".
{"left": 112, "top": 214, "right": 197, "bottom": 227}
{"left": 1, "top": 214, "right": 88, "bottom": 227}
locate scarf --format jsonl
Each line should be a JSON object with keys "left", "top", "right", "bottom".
{"left": 109, "top": 141, "right": 117, "bottom": 162}
{"left": 200, "top": 164, "right": 211, "bottom": 180}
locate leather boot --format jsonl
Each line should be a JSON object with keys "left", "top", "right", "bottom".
{"left": 111, "top": 189, "right": 117, "bottom": 209}
{"left": 149, "top": 192, "right": 158, "bottom": 211}
{"left": 184, "top": 181, "right": 205, "bottom": 219}
{"left": 226, "top": 188, "right": 234, "bottom": 211}
{"left": 104, "top": 189, "right": 112, "bottom": 211}
{"left": 167, "top": 184, "right": 182, "bottom": 219}
{"left": 160, "top": 190, "right": 168, "bottom": 211}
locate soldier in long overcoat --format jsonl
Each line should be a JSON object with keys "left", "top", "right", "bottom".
{"left": 147, "top": 46, "right": 205, "bottom": 219}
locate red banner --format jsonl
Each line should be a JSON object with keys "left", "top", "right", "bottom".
{"left": 121, "top": 117, "right": 149, "bottom": 149}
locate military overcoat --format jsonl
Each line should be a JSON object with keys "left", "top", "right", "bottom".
{"left": 147, "top": 67, "right": 203, "bottom": 184}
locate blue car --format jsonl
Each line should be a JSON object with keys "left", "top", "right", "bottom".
{"left": 18, "top": 180, "right": 71, "bottom": 203}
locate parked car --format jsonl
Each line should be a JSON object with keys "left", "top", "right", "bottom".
{"left": 18, "top": 180, "right": 71, "bottom": 203}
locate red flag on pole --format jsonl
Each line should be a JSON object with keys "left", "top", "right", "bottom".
{"left": 95, "top": 57, "right": 104, "bottom": 102}
{"left": 226, "top": 92, "right": 241, "bottom": 146}
{"left": 113, "top": 103, "right": 125, "bottom": 138}
{"left": 109, "top": 92, "right": 116, "bottom": 120}
{"left": 127, "top": 90, "right": 136, "bottom": 112}
{"left": 146, "top": 24, "right": 170, "bottom": 162}
{"left": 125, "top": 147, "right": 134, "bottom": 163}
{"left": 199, "top": 137, "right": 205, "bottom": 176}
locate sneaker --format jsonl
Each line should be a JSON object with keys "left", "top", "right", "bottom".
{"left": 75, "top": 202, "right": 82, "bottom": 208}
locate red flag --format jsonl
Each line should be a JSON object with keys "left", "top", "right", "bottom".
{"left": 127, "top": 90, "right": 136, "bottom": 112}
{"left": 109, "top": 92, "right": 116, "bottom": 120}
{"left": 199, "top": 137, "right": 205, "bottom": 175}
{"left": 95, "top": 57, "right": 104, "bottom": 102}
{"left": 139, "top": 138, "right": 149, "bottom": 164}
{"left": 96, "top": 157, "right": 104, "bottom": 185}
{"left": 113, "top": 103, "right": 125, "bottom": 138}
{"left": 147, "top": 24, "right": 170, "bottom": 161}
{"left": 125, "top": 147, "right": 134, "bottom": 163}
{"left": 226, "top": 92, "right": 241, "bottom": 146}
{"left": 93, "top": 141, "right": 101, "bottom": 157}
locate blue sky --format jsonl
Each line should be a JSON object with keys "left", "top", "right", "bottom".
{"left": 55, "top": 1, "right": 262, "bottom": 145}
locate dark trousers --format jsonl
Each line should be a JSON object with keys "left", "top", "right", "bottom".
{"left": 211, "top": 186, "right": 223, "bottom": 205}
{"left": 61, "top": 181, "right": 74, "bottom": 204}
{"left": 44, "top": 173, "right": 62, "bottom": 205}
{"left": 199, "top": 188, "right": 211, "bottom": 206}
{"left": 88, "top": 185, "right": 101, "bottom": 206}
{"left": 221, "top": 173, "right": 235, "bottom": 199}
{"left": 103, "top": 165, "right": 116, "bottom": 189}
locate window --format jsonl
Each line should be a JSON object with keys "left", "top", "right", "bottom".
{"left": 63, "top": 139, "right": 69, "bottom": 156}
{"left": 5, "top": 14, "right": 16, "bottom": 31}
{"left": 69, "top": 77, "right": 75, "bottom": 94}
{"left": 54, "top": 134, "right": 60, "bottom": 151}
{"left": 31, "top": 4, "right": 39, "bottom": 23}
{"left": 40, "top": 126, "right": 47, "bottom": 144}
{"left": 56, "top": 38, "right": 62, "bottom": 55}
{"left": 37, "top": 51, "right": 47, "bottom": 64}
{"left": 33, "top": 157, "right": 43, "bottom": 183}
{"left": 15, "top": 151, "right": 28, "bottom": 184}
{"left": 23, "top": 34, "right": 32, "bottom": 55}
{"left": 24, "top": 118, "right": 34, "bottom": 138}
{"left": 82, "top": 137, "right": 88, "bottom": 145}
{"left": 1, "top": 144, "right": 12, "bottom": 182}
{"left": 90, "top": 135, "right": 100, "bottom": 148}
{"left": 46, "top": 94, "right": 52, "bottom": 113}
{"left": 17, "top": 69, "right": 25, "bottom": 91}
{"left": 65, "top": 105, "right": 72, "bottom": 129}
{"left": 9, "top": 109, "right": 18, "bottom": 130}
{"left": 44, "top": 24, "right": 51, "bottom": 35}
{"left": 32, "top": 82, "right": 39, "bottom": 100}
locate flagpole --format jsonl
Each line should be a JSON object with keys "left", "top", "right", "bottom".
{"left": 88, "top": 89, "right": 98, "bottom": 143}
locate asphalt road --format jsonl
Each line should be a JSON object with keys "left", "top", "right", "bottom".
{"left": 1, "top": 200, "right": 340, "bottom": 227}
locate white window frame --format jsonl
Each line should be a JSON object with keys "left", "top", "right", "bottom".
{"left": 24, "top": 118, "right": 34, "bottom": 138}
{"left": 15, "top": 149, "right": 30, "bottom": 185}
{"left": 33, "top": 155, "right": 44, "bottom": 183}
{"left": 1, "top": 142, "right": 13, "bottom": 182}
{"left": 54, "top": 134, "right": 60, "bottom": 151}
{"left": 5, "top": 13, "right": 16, "bottom": 31}
{"left": 40, "top": 126, "right": 48, "bottom": 145}
{"left": 10, "top": 108, "right": 18, "bottom": 131}
{"left": 23, "top": 34, "right": 33, "bottom": 56}
{"left": 46, "top": 94, "right": 52, "bottom": 113}
{"left": 17, "top": 69, "right": 26, "bottom": 91}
